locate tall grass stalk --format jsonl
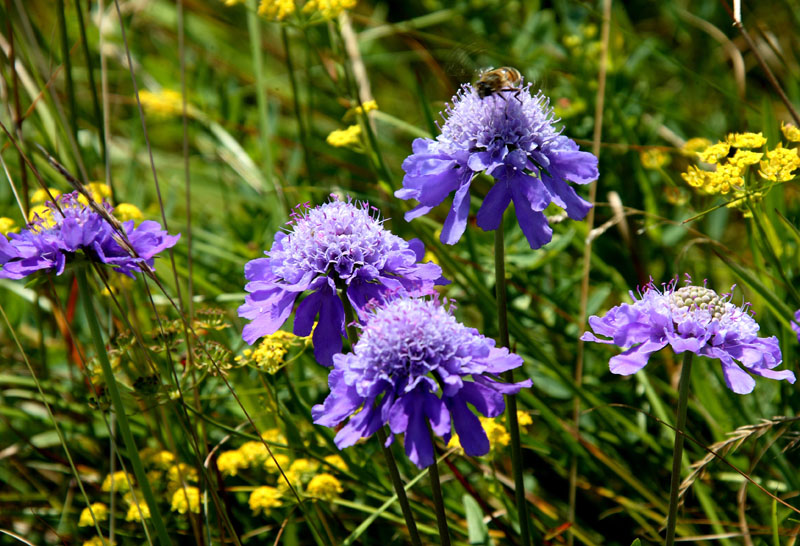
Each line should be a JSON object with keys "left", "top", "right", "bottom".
{"left": 76, "top": 268, "right": 172, "bottom": 546}
{"left": 665, "top": 352, "right": 693, "bottom": 546}
{"left": 427, "top": 436, "right": 451, "bottom": 546}
{"left": 494, "top": 218, "right": 531, "bottom": 545}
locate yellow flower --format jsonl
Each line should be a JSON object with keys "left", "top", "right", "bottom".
{"left": 759, "top": 144, "right": 800, "bottom": 182}
{"left": 781, "top": 121, "right": 800, "bottom": 143}
{"left": 167, "top": 463, "right": 198, "bottom": 484}
{"left": 30, "top": 187, "right": 62, "bottom": 204}
{"left": 708, "top": 163, "right": 743, "bottom": 194}
{"left": 639, "top": 148, "right": 669, "bottom": 170}
{"left": 82, "top": 537, "right": 112, "bottom": 546}
{"left": 446, "top": 434, "right": 464, "bottom": 455}
{"left": 239, "top": 441, "right": 269, "bottom": 466}
{"left": 323, "top": 454, "right": 347, "bottom": 472}
{"left": 78, "top": 503, "right": 108, "bottom": 527}
{"left": 28, "top": 204, "right": 56, "bottom": 228}
{"left": 139, "top": 89, "right": 184, "bottom": 118}
{"left": 249, "top": 485, "right": 282, "bottom": 516}
{"left": 326, "top": 125, "right": 362, "bottom": 148}
{"left": 264, "top": 453, "right": 290, "bottom": 473}
{"left": 171, "top": 486, "right": 201, "bottom": 514}
{"left": 697, "top": 141, "right": 730, "bottom": 163}
{"left": 258, "top": 0, "right": 296, "bottom": 20}
{"left": 517, "top": 411, "right": 533, "bottom": 428}
{"left": 114, "top": 203, "right": 143, "bottom": 222}
{"left": 150, "top": 450, "right": 176, "bottom": 468}
{"left": 125, "top": 500, "right": 151, "bottom": 522}
{"left": 729, "top": 149, "right": 763, "bottom": 168}
{"left": 726, "top": 131, "right": 767, "bottom": 149}
{"left": 101, "top": 471, "right": 133, "bottom": 493}
{"left": 77, "top": 183, "right": 112, "bottom": 205}
{"left": 217, "top": 450, "right": 246, "bottom": 477}
{"left": 0, "top": 217, "right": 18, "bottom": 235}
{"left": 480, "top": 417, "right": 511, "bottom": 450}
{"left": 223, "top": 0, "right": 246, "bottom": 5}
{"left": 306, "top": 473, "right": 343, "bottom": 501}
{"left": 681, "top": 137, "right": 712, "bottom": 157}
{"left": 303, "top": 0, "right": 356, "bottom": 19}
{"left": 345, "top": 100, "right": 378, "bottom": 120}
{"left": 237, "top": 331, "right": 302, "bottom": 373}
{"left": 681, "top": 165, "right": 711, "bottom": 190}
{"left": 284, "top": 458, "right": 319, "bottom": 486}
{"left": 261, "top": 428, "right": 286, "bottom": 444}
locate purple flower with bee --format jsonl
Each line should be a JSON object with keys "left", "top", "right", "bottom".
{"left": 582, "top": 276, "right": 796, "bottom": 394}
{"left": 312, "top": 294, "right": 531, "bottom": 468}
{"left": 238, "top": 196, "right": 446, "bottom": 366}
{"left": 396, "top": 70, "right": 598, "bottom": 249}
{"left": 0, "top": 192, "right": 179, "bottom": 280}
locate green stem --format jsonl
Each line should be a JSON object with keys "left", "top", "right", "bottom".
{"left": 427, "top": 431, "right": 451, "bottom": 546}
{"left": 494, "top": 220, "right": 531, "bottom": 546}
{"left": 665, "top": 352, "right": 693, "bottom": 546}
{"left": 340, "top": 293, "right": 421, "bottom": 546}
{"left": 77, "top": 269, "right": 172, "bottom": 546}
{"left": 281, "top": 26, "right": 313, "bottom": 183}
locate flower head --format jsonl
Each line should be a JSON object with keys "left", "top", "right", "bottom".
{"left": 170, "top": 486, "right": 201, "bottom": 514}
{"left": 326, "top": 125, "right": 362, "bottom": 148}
{"left": 306, "top": 473, "right": 343, "bottom": 501}
{"left": 238, "top": 197, "right": 446, "bottom": 366}
{"left": 0, "top": 192, "right": 179, "bottom": 280}
{"left": 312, "top": 295, "right": 531, "bottom": 468}
{"left": 101, "top": 471, "right": 133, "bottom": 493}
{"left": 78, "top": 503, "right": 108, "bottom": 527}
{"left": 582, "top": 277, "right": 796, "bottom": 394}
{"left": 303, "top": 0, "right": 356, "bottom": 19}
{"left": 781, "top": 122, "right": 800, "bottom": 143}
{"left": 249, "top": 486, "right": 282, "bottom": 516}
{"left": 258, "top": 0, "right": 296, "bottom": 20}
{"left": 396, "top": 81, "right": 598, "bottom": 249}
{"left": 792, "top": 310, "right": 800, "bottom": 343}
{"left": 0, "top": 217, "right": 18, "bottom": 236}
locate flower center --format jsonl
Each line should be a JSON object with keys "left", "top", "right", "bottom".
{"left": 669, "top": 285, "right": 724, "bottom": 320}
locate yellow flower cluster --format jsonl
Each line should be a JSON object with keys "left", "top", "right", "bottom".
{"left": 782, "top": 122, "right": 800, "bottom": 142}
{"left": 305, "top": 473, "right": 343, "bottom": 501}
{"left": 344, "top": 100, "right": 378, "bottom": 120}
{"left": 323, "top": 454, "right": 347, "bottom": 471}
{"left": 680, "top": 137, "right": 711, "bottom": 156}
{"left": 258, "top": 0, "right": 296, "bottom": 20}
{"left": 217, "top": 449, "right": 247, "bottom": 477}
{"left": 114, "top": 203, "right": 144, "bottom": 222}
{"left": 77, "top": 182, "right": 112, "bottom": 205}
{"left": 123, "top": 492, "right": 151, "bottom": 521}
{"left": 217, "top": 428, "right": 288, "bottom": 476}
{"left": 639, "top": 148, "right": 669, "bottom": 170}
{"left": 101, "top": 471, "right": 134, "bottom": 493}
{"left": 448, "top": 411, "right": 533, "bottom": 455}
{"left": 139, "top": 89, "right": 184, "bottom": 118}
{"left": 171, "top": 486, "right": 201, "bottom": 514}
{"left": 235, "top": 331, "right": 305, "bottom": 373}
{"left": 78, "top": 503, "right": 109, "bottom": 527}
{"left": 759, "top": 144, "right": 800, "bottom": 182}
{"left": 303, "top": 0, "right": 357, "bottom": 19}
{"left": 326, "top": 124, "right": 362, "bottom": 148}
{"left": 167, "top": 462, "right": 199, "bottom": 485}
{"left": 249, "top": 485, "right": 282, "bottom": 516}
{"left": 0, "top": 217, "right": 18, "bottom": 235}
{"left": 31, "top": 187, "right": 62, "bottom": 204}
{"left": 82, "top": 537, "right": 112, "bottom": 546}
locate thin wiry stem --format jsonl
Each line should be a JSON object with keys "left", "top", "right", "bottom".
{"left": 665, "top": 352, "right": 693, "bottom": 546}
{"left": 569, "top": 0, "right": 611, "bottom": 543}
{"left": 427, "top": 431, "right": 451, "bottom": 546}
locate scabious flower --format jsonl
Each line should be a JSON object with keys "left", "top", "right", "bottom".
{"left": 581, "top": 276, "right": 796, "bottom": 394}
{"left": 396, "top": 81, "right": 598, "bottom": 249}
{"left": 0, "top": 192, "right": 179, "bottom": 280}
{"left": 312, "top": 295, "right": 531, "bottom": 468}
{"left": 792, "top": 310, "right": 800, "bottom": 343}
{"left": 238, "top": 197, "right": 445, "bottom": 366}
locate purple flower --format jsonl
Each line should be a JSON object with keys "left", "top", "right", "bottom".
{"left": 238, "top": 197, "right": 446, "bottom": 367}
{"left": 582, "top": 277, "right": 796, "bottom": 394}
{"left": 311, "top": 295, "right": 531, "bottom": 468}
{"left": 792, "top": 310, "right": 800, "bottom": 343}
{"left": 0, "top": 192, "right": 179, "bottom": 280}
{"left": 396, "top": 82, "right": 598, "bottom": 249}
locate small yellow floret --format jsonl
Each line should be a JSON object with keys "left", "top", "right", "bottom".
{"left": 681, "top": 137, "right": 712, "bottom": 156}
{"left": 303, "top": 0, "right": 356, "bottom": 19}
{"left": 101, "top": 471, "right": 133, "bottom": 493}
{"left": 639, "top": 148, "right": 669, "bottom": 170}
{"left": 77, "top": 183, "right": 112, "bottom": 205}
{"left": 125, "top": 500, "right": 151, "bottom": 521}
{"left": 480, "top": 417, "right": 511, "bottom": 450}
{"left": 284, "top": 458, "right": 319, "bottom": 485}
{"left": 349, "top": 100, "right": 378, "bottom": 117}
{"left": 697, "top": 142, "right": 730, "bottom": 163}
{"left": 114, "top": 203, "right": 144, "bottom": 222}
{"left": 326, "top": 125, "right": 362, "bottom": 148}
{"left": 167, "top": 463, "right": 198, "bottom": 484}
{"left": 258, "top": 0, "right": 296, "bottom": 20}
{"left": 264, "top": 453, "right": 290, "bottom": 473}
{"left": 217, "top": 450, "right": 247, "bottom": 477}
{"left": 323, "top": 454, "right": 347, "bottom": 472}
{"left": 728, "top": 149, "right": 763, "bottom": 168}
{"left": 239, "top": 441, "right": 269, "bottom": 466}
{"left": 759, "top": 144, "right": 800, "bottom": 182}
{"left": 171, "top": 486, "right": 201, "bottom": 514}
{"left": 261, "top": 428, "right": 286, "bottom": 444}
{"left": 306, "top": 473, "right": 343, "bottom": 501}
{"left": 139, "top": 89, "right": 184, "bottom": 117}
{"left": 249, "top": 485, "right": 282, "bottom": 516}
{"left": 781, "top": 122, "right": 800, "bottom": 143}
{"left": 78, "top": 503, "right": 108, "bottom": 527}
{"left": 0, "top": 217, "right": 18, "bottom": 235}
{"left": 726, "top": 132, "right": 767, "bottom": 149}
{"left": 31, "top": 187, "right": 62, "bottom": 204}
{"left": 517, "top": 411, "right": 533, "bottom": 428}
{"left": 240, "top": 331, "right": 300, "bottom": 372}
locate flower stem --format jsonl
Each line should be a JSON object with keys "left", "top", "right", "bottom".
{"left": 340, "top": 292, "right": 422, "bottom": 546}
{"left": 77, "top": 269, "right": 172, "bottom": 546}
{"left": 665, "top": 352, "right": 693, "bottom": 546}
{"left": 494, "top": 220, "right": 531, "bottom": 546}
{"left": 427, "top": 431, "right": 452, "bottom": 546}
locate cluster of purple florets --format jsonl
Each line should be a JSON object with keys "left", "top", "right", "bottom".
{"left": 0, "top": 192, "right": 179, "bottom": 279}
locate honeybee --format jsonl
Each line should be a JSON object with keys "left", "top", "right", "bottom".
{"left": 475, "top": 66, "right": 523, "bottom": 100}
